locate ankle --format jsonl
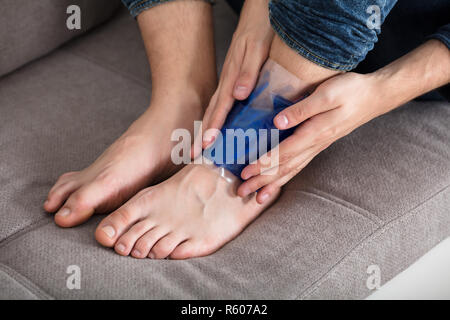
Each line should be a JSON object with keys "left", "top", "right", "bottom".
{"left": 151, "top": 82, "right": 214, "bottom": 113}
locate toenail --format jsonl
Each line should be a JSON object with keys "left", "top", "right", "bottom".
{"left": 132, "top": 249, "right": 141, "bottom": 257}
{"left": 102, "top": 225, "right": 116, "bottom": 238}
{"left": 57, "top": 208, "right": 71, "bottom": 217}
{"left": 148, "top": 252, "right": 155, "bottom": 259}
{"left": 116, "top": 243, "right": 126, "bottom": 253}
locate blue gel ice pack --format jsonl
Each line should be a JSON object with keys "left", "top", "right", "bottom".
{"left": 203, "top": 81, "right": 305, "bottom": 178}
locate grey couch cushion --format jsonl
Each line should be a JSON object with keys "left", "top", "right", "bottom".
{"left": 0, "top": 2, "right": 449, "bottom": 299}
{"left": 0, "top": 0, "right": 121, "bottom": 77}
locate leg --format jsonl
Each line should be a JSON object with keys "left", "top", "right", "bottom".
{"left": 44, "top": 1, "right": 217, "bottom": 227}
{"left": 94, "top": 34, "right": 338, "bottom": 259}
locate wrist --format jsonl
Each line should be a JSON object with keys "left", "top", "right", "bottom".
{"left": 369, "top": 40, "right": 450, "bottom": 115}
{"left": 366, "top": 70, "right": 398, "bottom": 116}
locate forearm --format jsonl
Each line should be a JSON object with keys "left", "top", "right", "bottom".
{"left": 372, "top": 39, "right": 450, "bottom": 115}
{"left": 136, "top": 1, "right": 217, "bottom": 106}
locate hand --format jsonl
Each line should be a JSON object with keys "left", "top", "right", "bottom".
{"left": 200, "top": 0, "right": 274, "bottom": 148}
{"left": 237, "top": 72, "right": 388, "bottom": 203}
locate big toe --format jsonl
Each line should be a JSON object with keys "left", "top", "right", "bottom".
{"left": 45, "top": 172, "right": 80, "bottom": 213}
{"left": 169, "top": 239, "right": 205, "bottom": 260}
{"left": 54, "top": 181, "right": 105, "bottom": 228}
{"left": 95, "top": 189, "right": 153, "bottom": 247}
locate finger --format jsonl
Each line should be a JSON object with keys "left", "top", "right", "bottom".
{"left": 237, "top": 167, "right": 280, "bottom": 198}
{"left": 255, "top": 151, "right": 319, "bottom": 204}
{"left": 238, "top": 144, "right": 319, "bottom": 198}
{"left": 202, "top": 45, "right": 246, "bottom": 147}
{"left": 240, "top": 130, "right": 312, "bottom": 180}
{"left": 273, "top": 89, "right": 338, "bottom": 129}
{"left": 233, "top": 43, "right": 268, "bottom": 100}
{"left": 202, "top": 91, "right": 234, "bottom": 147}
{"left": 242, "top": 107, "right": 343, "bottom": 181}
{"left": 201, "top": 89, "right": 219, "bottom": 130}
{"left": 193, "top": 93, "right": 218, "bottom": 159}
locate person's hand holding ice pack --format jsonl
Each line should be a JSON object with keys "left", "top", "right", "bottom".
{"left": 200, "top": 0, "right": 274, "bottom": 146}
{"left": 237, "top": 39, "right": 449, "bottom": 204}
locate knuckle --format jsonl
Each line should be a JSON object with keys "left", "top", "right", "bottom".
{"left": 279, "top": 164, "right": 293, "bottom": 177}
{"left": 299, "top": 126, "right": 315, "bottom": 140}
{"left": 318, "top": 127, "right": 337, "bottom": 142}
{"left": 238, "top": 72, "right": 254, "bottom": 85}
{"left": 321, "top": 90, "right": 335, "bottom": 105}
{"left": 71, "top": 192, "right": 89, "bottom": 208}
{"left": 292, "top": 106, "right": 305, "bottom": 122}
{"left": 279, "top": 151, "right": 294, "bottom": 164}
{"left": 115, "top": 208, "right": 133, "bottom": 225}
{"left": 134, "top": 240, "right": 149, "bottom": 253}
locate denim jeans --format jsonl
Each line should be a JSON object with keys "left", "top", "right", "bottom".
{"left": 268, "top": 0, "right": 449, "bottom": 73}
{"left": 121, "top": 0, "right": 214, "bottom": 17}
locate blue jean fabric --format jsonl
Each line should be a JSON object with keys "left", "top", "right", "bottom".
{"left": 121, "top": 0, "right": 214, "bottom": 17}
{"left": 268, "top": 0, "right": 449, "bottom": 71}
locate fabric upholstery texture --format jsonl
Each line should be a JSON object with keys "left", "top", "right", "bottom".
{"left": 0, "top": 0, "right": 121, "bottom": 77}
{"left": 0, "top": 1, "right": 449, "bottom": 299}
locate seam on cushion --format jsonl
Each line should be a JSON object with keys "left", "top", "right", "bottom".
{"left": 296, "top": 184, "right": 450, "bottom": 300}
{"left": 0, "top": 263, "right": 54, "bottom": 300}
{"left": 294, "top": 187, "right": 384, "bottom": 226}
{"left": 61, "top": 49, "right": 150, "bottom": 90}
{"left": 0, "top": 218, "right": 52, "bottom": 249}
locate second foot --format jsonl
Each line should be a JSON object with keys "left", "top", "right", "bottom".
{"left": 95, "top": 163, "right": 280, "bottom": 259}
{"left": 44, "top": 92, "right": 203, "bottom": 228}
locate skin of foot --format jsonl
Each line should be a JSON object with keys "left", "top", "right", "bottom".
{"left": 95, "top": 161, "right": 279, "bottom": 259}
{"left": 44, "top": 1, "right": 217, "bottom": 227}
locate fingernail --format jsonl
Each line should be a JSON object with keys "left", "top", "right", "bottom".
{"left": 148, "top": 252, "right": 155, "bottom": 259}
{"left": 132, "top": 249, "right": 141, "bottom": 257}
{"left": 259, "top": 193, "right": 269, "bottom": 203}
{"left": 116, "top": 243, "right": 126, "bottom": 253}
{"left": 275, "top": 115, "right": 288, "bottom": 129}
{"left": 203, "top": 132, "right": 216, "bottom": 145}
{"left": 57, "top": 207, "right": 71, "bottom": 217}
{"left": 102, "top": 225, "right": 116, "bottom": 238}
{"left": 44, "top": 200, "right": 49, "bottom": 206}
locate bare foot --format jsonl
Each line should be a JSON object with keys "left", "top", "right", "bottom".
{"left": 95, "top": 162, "right": 279, "bottom": 259}
{"left": 44, "top": 92, "right": 203, "bottom": 228}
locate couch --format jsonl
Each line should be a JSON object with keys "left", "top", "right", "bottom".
{"left": 1, "top": 0, "right": 449, "bottom": 299}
